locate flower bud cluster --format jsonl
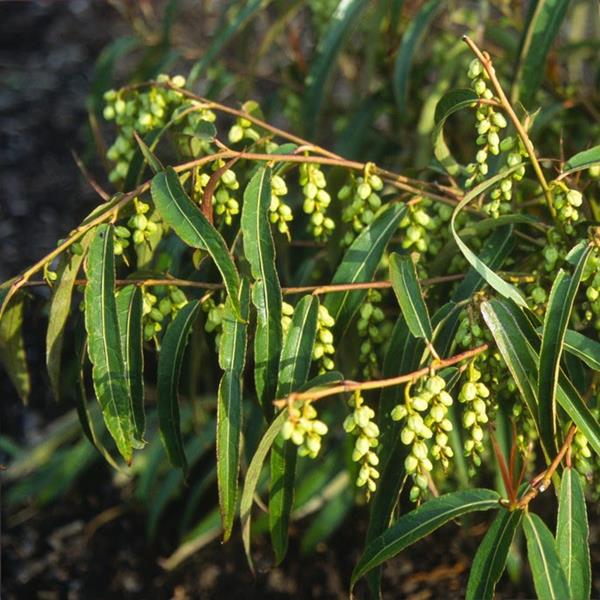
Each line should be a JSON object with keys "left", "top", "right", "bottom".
{"left": 313, "top": 304, "right": 336, "bottom": 372}
{"left": 300, "top": 163, "right": 335, "bottom": 240}
{"left": 466, "top": 59, "right": 527, "bottom": 217}
{"left": 228, "top": 100, "right": 261, "bottom": 144}
{"left": 541, "top": 228, "right": 567, "bottom": 273}
{"left": 550, "top": 183, "right": 584, "bottom": 234}
{"left": 343, "top": 391, "right": 380, "bottom": 495}
{"left": 391, "top": 375, "right": 453, "bottom": 502}
{"left": 203, "top": 298, "right": 226, "bottom": 350}
{"left": 269, "top": 174, "right": 293, "bottom": 236}
{"left": 581, "top": 247, "right": 600, "bottom": 330}
{"left": 282, "top": 401, "right": 328, "bottom": 459}
{"left": 103, "top": 74, "right": 189, "bottom": 183}
{"left": 141, "top": 285, "right": 188, "bottom": 341}
{"left": 193, "top": 162, "right": 240, "bottom": 226}
{"left": 458, "top": 362, "right": 490, "bottom": 466}
{"left": 281, "top": 301, "right": 294, "bottom": 334}
{"left": 398, "top": 199, "right": 451, "bottom": 258}
{"left": 572, "top": 430, "right": 592, "bottom": 475}
{"left": 338, "top": 170, "right": 384, "bottom": 245}
{"left": 127, "top": 198, "right": 159, "bottom": 247}
{"left": 357, "top": 289, "right": 386, "bottom": 378}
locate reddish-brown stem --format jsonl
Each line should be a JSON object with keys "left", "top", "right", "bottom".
{"left": 515, "top": 424, "right": 577, "bottom": 509}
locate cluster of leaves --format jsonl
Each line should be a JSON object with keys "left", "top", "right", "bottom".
{"left": 2, "top": 1, "right": 600, "bottom": 597}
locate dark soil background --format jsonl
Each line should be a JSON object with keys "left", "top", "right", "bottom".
{"left": 1, "top": 2, "right": 598, "bottom": 599}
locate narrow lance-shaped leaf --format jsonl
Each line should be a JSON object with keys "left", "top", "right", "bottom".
{"left": 451, "top": 166, "right": 527, "bottom": 307}
{"left": 452, "top": 225, "right": 515, "bottom": 302}
{"left": 351, "top": 489, "right": 500, "bottom": 589}
{"left": 303, "top": 0, "right": 370, "bottom": 136}
{"left": 389, "top": 252, "right": 432, "bottom": 341}
{"left": 157, "top": 300, "right": 202, "bottom": 470}
{"left": 0, "top": 293, "right": 30, "bottom": 404}
{"left": 151, "top": 167, "right": 241, "bottom": 318}
{"left": 556, "top": 467, "right": 591, "bottom": 600}
{"left": 432, "top": 89, "right": 479, "bottom": 175}
{"left": 482, "top": 297, "right": 600, "bottom": 458}
{"left": 538, "top": 242, "right": 591, "bottom": 455}
{"left": 217, "top": 279, "right": 250, "bottom": 541}
{"left": 563, "top": 144, "right": 600, "bottom": 176}
{"left": 511, "top": 0, "right": 571, "bottom": 108}
{"left": 480, "top": 299, "right": 539, "bottom": 426}
{"left": 241, "top": 166, "right": 282, "bottom": 418}
{"left": 240, "top": 408, "right": 289, "bottom": 574}
{"left": 270, "top": 295, "right": 319, "bottom": 565}
{"left": 393, "top": 0, "right": 442, "bottom": 114}
{"left": 116, "top": 285, "right": 145, "bottom": 445}
{"left": 46, "top": 230, "right": 93, "bottom": 400}
{"left": 466, "top": 508, "right": 523, "bottom": 600}
{"left": 84, "top": 224, "right": 134, "bottom": 463}
{"left": 523, "top": 512, "right": 570, "bottom": 600}
{"left": 325, "top": 203, "right": 406, "bottom": 334}
{"left": 561, "top": 328, "right": 600, "bottom": 371}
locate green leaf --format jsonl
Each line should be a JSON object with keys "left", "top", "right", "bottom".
{"left": 324, "top": 203, "right": 406, "bottom": 334}
{"left": 269, "top": 295, "right": 319, "bottom": 565}
{"left": 351, "top": 489, "right": 500, "bottom": 589}
{"left": 389, "top": 253, "right": 432, "bottom": 341}
{"left": 480, "top": 299, "right": 539, "bottom": 430}
{"left": 432, "top": 88, "right": 479, "bottom": 175}
{"left": 217, "top": 279, "right": 250, "bottom": 541}
{"left": 84, "top": 224, "right": 134, "bottom": 463}
{"left": 241, "top": 166, "right": 282, "bottom": 418}
{"left": 393, "top": 0, "right": 442, "bottom": 114}
{"left": 151, "top": 167, "right": 241, "bottom": 318}
{"left": 451, "top": 167, "right": 527, "bottom": 307}
{"left": 563, "top": 144, "right": 600, "bottom": 175}
{"left": 562, "top": 328, "right": 600, "bottom": 370}
{"left": 511, "top": 0, "right": 571, "bottom": 108}
{"left": 303, "top": 0, "right": 370, "bottom": 136}
{"left": 116, "top": 285, "right": 145, "bottom": 445}
{"left": 482, "top": 298, "right": 600, "bottom": 458}
{"left": 538, "top": 242, "right": 590, "bottom": 454}
{"left": 157, "top": 300, "right": 202, "bottom": 469}
{"left": 466, "top": 508, "right": 523, "bottom": 600}
{"left": 240, "top": 408, "right": 288, "bottom": 573}
{"left": 452, "top": 225, "right": 515, "bottom": 302}
{"left": 0, "top": 294, "right": 30, "bottom": 404}
{"left": 133, "top": 130, "right": 164, "bottom": 174}
{"left": 187, "top": 0, "right": 271, "bottom": 84}
{"left": 556, "top": 468, "right": 591, "bottom": 600}
{"left": 46, "top": 231, "right": 92, "bottom": 400}
{"left": 523, "top": 512, "right": 570, "bottom": 600}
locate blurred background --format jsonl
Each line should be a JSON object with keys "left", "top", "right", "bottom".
{"left": 1, "top": 1, "right": 599, "bottom": 598}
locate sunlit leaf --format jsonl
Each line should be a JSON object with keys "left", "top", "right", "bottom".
{"left": 270, "top": 295, "right": 319, "bottom": 564}
{"left": 151, "top": 167, "right": 241, "bottom": 317}
{"left": 466, "top": 508, "right": 523, "bottom": 600}
{"left": 84, "top": 224, "right": 134, "bottom": 463}
{"left": 241, "top": 166, "right": 282, "bottom": 418}
{"left": 351, "top": 489, "right": 500, "bottom": 588}
{"left": 523, "top": 512, "right": 570, "bottom": 600}
{"left": 556, "top": 467, "right": 591, "bottom": 600}
{"left": 563, "top": 144, "right": 600, "bottom": 176}
{"left": 538, "top": 242, "right": 590, "bottom": 454}
{"left": 217, "top": 279, "right": 250, "bottom": 541}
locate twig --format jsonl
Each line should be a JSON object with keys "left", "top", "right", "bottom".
{"left": 515, "top": 424, "right": 577, "bottom": 509}
{"left": 273, "top": 344, "right": 488, "bottom": 408}
{"left": 22, "top": 273, "right": 466, "bottom": 294}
